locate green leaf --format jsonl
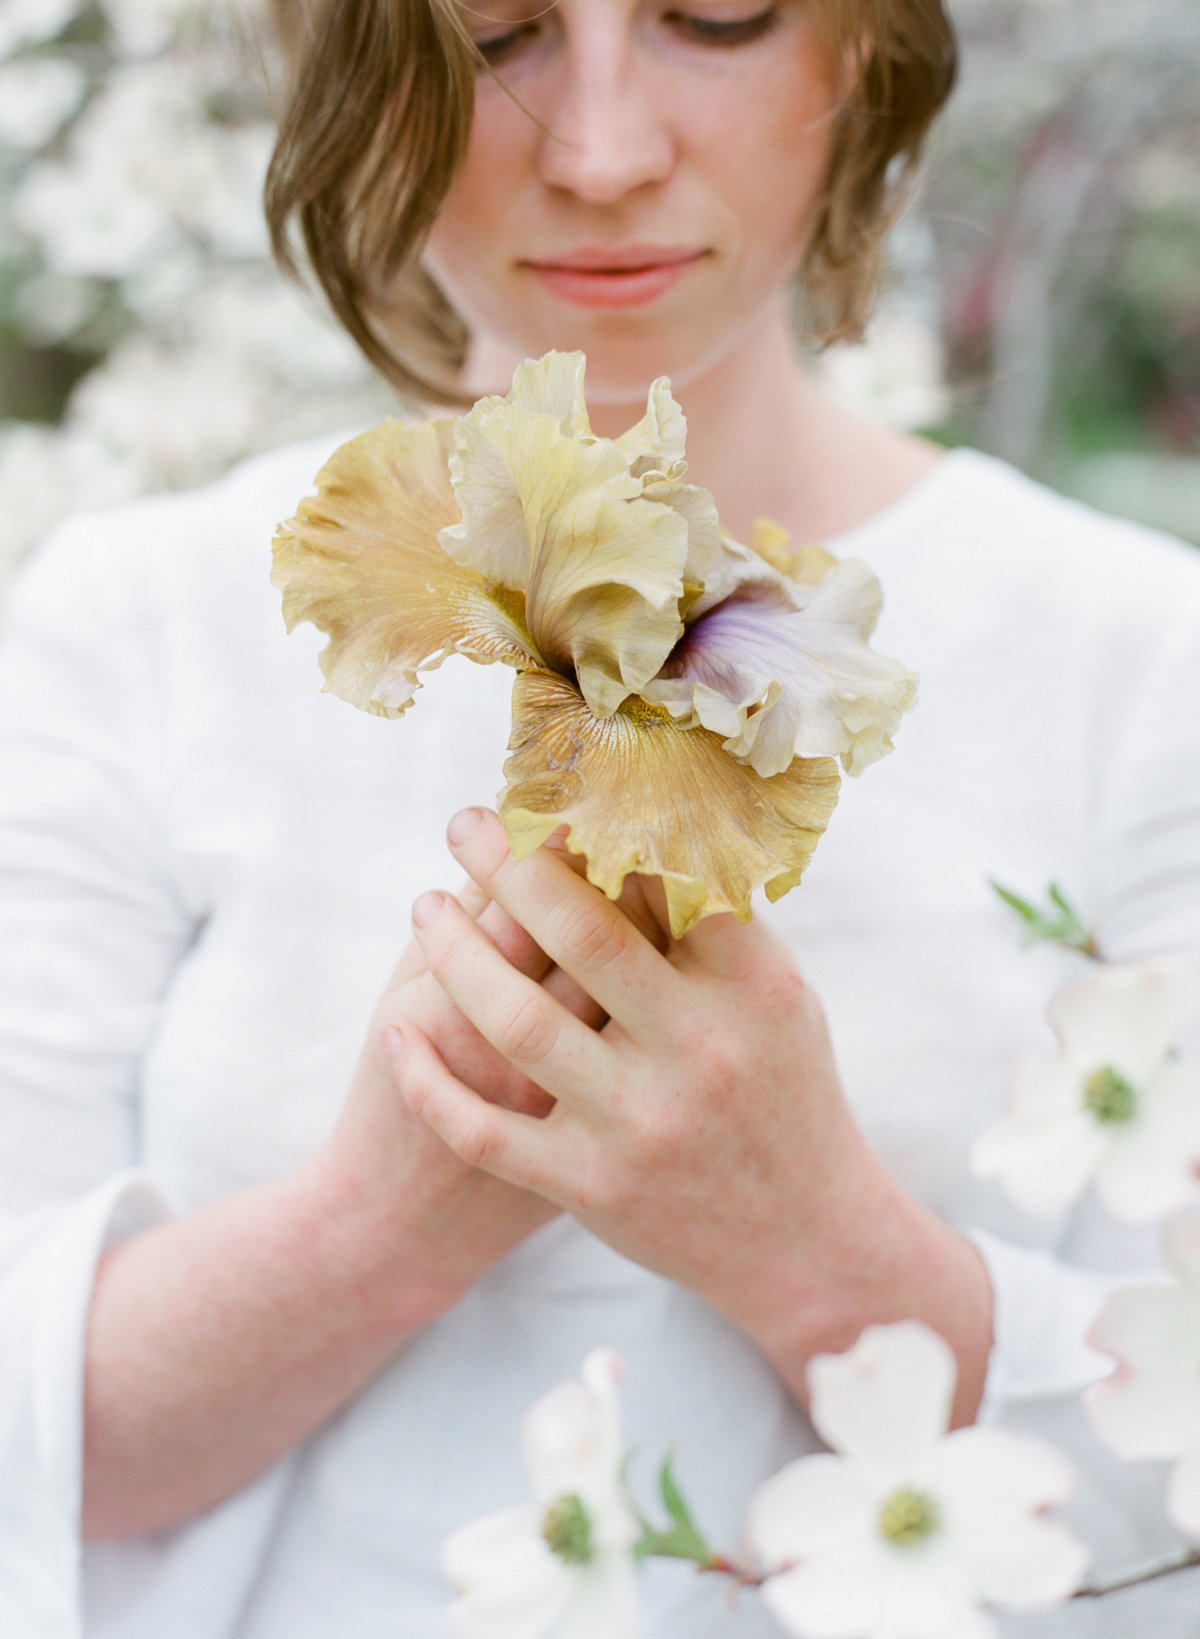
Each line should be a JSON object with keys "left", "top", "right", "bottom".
{"left": 989, "top": 879, "right": 1099, "bottom": 957}
{"left": 660, "top": 1456, "right": 693, "bottom": 1530}
{"left": 631, "top": 1457, "right": 713, "bottom": 1565}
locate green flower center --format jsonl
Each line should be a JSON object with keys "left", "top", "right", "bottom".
{"left": 542, "top": 1493, "right": 594, "bottom": 1566}
{"left": 1084, "top": 1065, "right": 1138, "bottom": 1124}
{"left": 878, "top": 1487, "right": 940, "bottom": 1548}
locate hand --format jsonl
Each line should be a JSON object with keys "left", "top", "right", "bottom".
{"left": 391, "top": 808, "right": 993, "bottom": 1419}
{"left": 307, "top": 880, "right": 594, "bottom": 1318}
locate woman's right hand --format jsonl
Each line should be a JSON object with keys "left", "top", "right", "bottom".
{"left": 302, "top": 880, "right": 606, "bottom": 1321}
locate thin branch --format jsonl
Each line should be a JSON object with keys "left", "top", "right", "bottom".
{"left": 1074, "top": 1546, "right": 1200, "bottom": 1600}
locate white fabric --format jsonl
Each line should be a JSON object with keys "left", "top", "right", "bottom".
{"left": 1, "top": 439, "right": 1198, "bottom": 1636}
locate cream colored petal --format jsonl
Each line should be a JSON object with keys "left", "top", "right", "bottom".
{"left": 498, "top": 671, "right": 840, "bottom": 937}
{"left": 614, "top": 375, "right": 687, "bottom": 477}
{"left": 643, "top": 564, "right": 917, "bottom": 777}
{"left": 271, "top": 418, "right": 538, "bottom": 718}
{"left": 446, "top": 405, "right": 689, "bottom": 715}
{"left": 508, "top": 350, "right": 592, "bottom": 437}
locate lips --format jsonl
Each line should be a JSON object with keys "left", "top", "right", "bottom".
{"left": 520, "top": 245, "right": 707, "bottom": 308}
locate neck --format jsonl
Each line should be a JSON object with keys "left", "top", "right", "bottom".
{"left": 464, "top": 301, "right": 942, "bottom": 547}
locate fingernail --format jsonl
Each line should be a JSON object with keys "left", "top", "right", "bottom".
{"left": 411, "top": 890, "right": 446, "bottom": 929}
{"left": 383, "top": 1024, "right": 407, "bottom": 1061}
{"left": 447, "top": 807, "right": 485, "bottom": 846}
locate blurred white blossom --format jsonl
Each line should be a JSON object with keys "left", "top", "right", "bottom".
{"left": 0, "top": 0, "right": 392, "bottom": 584}
{"left": 0, "top": 56, "right": 86, "bottom": 149}
{"left": 1086, "top": 1212, "right": 1200, "bottom": 1540}
{"left": 971, "top": 959, "right": 1200, "bottom": 1222}
{"left": 442, "top": 1349, "right": 641, "bottom": 1639}
{"left": 746, "top": 1322, "right": 1088, "bottom": 1639}
{"left": 0, "top": 0, "right": 83, "bottom": 59}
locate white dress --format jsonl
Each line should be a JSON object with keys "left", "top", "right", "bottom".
{"left": 1, "top": 438, "right": 1199, "bottom": 1637}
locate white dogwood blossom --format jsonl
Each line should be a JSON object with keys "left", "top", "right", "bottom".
{"left": 971, "top": 958, "right": 1200, "bottom": 1221}
{"left": 746, "top": 1322, "right": 1088, "bottom": 1639}
{"left": 1086, "top": 1212, "right": 1200, "bottom": 1540}
{"left": 442, "top": 1349, "right": 641, "bottom": 1639}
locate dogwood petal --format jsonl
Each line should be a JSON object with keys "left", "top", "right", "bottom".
{"left": 1094, "top": 1060, "right": 1200, "bottom": 1222}
{"left": 444, "top": 402, "right": 688, "bottom": 715}
{"left": 747, "top": 1454, "right": 877, "bottom": 1567}
{"left": 969, "top": 1102, "right": 1110, "bottom": 1217}
{"left": 522, "top": 1350, "right": 628, "bottom": 1518}
{"left": 1048, "top": 959, "right": 1200, "bottom": 1081}
{"left": 560, "top": 1556, "right": 641, "bottom": 1639}
{"left": 443, "top": 1505, "right": 575, "bottom": 1639}
{"left": 1085, "top": 1284, "right": 1200, "bottom": 1457}
{"left": 934, "top": 1429, "right": 1087, "bottom": 1606}
{"left": 498, "top": 670, "right": 840, "bottom": 938}
{"left": 272, "top": 418, "right": 538, "bottom": 717}
{"left": 1167, "top": 1445, "right": 1200, "bottom": 1539}
{"left": 644, "top": 561, "right": 916, "bottom": 778}
{"left": 758, "top": 1541, "right": 886, "bottom": 1638}
{"left": 807, "top": 1323, "right": 955, "bottom": 1486}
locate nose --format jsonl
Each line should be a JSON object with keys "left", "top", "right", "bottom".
{"left": 536, "top": 36, "right": 675, "bottom": 204}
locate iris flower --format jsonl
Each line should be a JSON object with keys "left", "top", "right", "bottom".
{"left": 272, "top": 352, "right": 915, "bottom": 935}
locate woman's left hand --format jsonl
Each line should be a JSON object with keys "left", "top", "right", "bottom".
{"left": 392, "top": 806, "right": 992, "bottom": 1421}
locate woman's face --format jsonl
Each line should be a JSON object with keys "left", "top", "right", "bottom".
{"left": 421, "top": 0, "right": 841, "bottom": 401}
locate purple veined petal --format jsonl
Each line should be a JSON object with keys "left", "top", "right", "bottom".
{"left": 807, "top": 1323, "right": 955, "bottom": 1487}
{"left": 645, "top": 560, "right": 916, "bottom": 778}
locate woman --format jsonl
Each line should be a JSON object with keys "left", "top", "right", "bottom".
{"left": 2, "top": 0, "right": 1198, "bottom": 1633}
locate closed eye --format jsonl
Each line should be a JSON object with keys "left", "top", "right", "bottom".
{"left": 667, "top": 6, "right": 780, "bottom": 45}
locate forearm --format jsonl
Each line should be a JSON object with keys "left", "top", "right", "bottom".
{"left": 82, "top": 1152, "right": 517, "bottom": 1540}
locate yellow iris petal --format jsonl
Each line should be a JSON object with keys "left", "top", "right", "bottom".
{"left": 499, "top": 671, "right": 841, "bottom": 937}
{"left": 271, "top": 418, "right": 538, "bottom": 717}
{"left": 445, "top": 400, "right": 689, "bottom": 717}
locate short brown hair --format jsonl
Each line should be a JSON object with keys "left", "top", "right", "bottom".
{"left": 264, "top": 0, "right": 957, "bottom": 407}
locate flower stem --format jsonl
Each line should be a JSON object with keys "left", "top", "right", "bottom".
{"left": 1074, "top": 1546, "right": 1200, "bottom": 1599}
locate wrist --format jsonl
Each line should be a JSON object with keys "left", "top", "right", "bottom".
{"left": 726, "top": 1150, "right": 994, "bottom": 1427}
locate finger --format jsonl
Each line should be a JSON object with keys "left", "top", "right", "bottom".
{"left": 544, "top": 965, "right": 606, "bottom": 1029}
{"left": 410, "top": 888, "right": 615, "bottom": 1102}
{"left": 444, "top": 808, "right": 681, "bottom": 1038}
{"left": 386, "top": 1023, "right": 561, "bottom": 1196}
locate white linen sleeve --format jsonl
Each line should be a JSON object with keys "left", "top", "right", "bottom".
{"left": 970, "top": 563, "right": 1200, "bottom": 1419}
{"left": 0, "top": 519, "right": 194, "bottom": 1635}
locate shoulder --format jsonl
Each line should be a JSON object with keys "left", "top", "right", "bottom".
{"left": 924, "top": 448, "right": 1200, "bottom": 627}
{"left": 4, "top": 432, "right": 353, "bottom": 640}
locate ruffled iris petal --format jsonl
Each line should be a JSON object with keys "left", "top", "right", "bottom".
{"left": 444, "top": 399, "right": 689, "bottom": 716}
{"left": 271, "top": 418, "right": 538, "bottom": 717}
{"left": 498, "top": 670, "right": 840, "bottom": 937}
{"left": 644, "top": 560, "right": 917, "bottom": 778}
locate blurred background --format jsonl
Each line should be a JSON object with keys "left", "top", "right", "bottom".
{"left": 0, "top": 0, "right": 1197, "bottom": 591}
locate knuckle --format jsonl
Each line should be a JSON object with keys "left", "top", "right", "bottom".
{"left": 492, "top": 992, "right": 557, "bottom": 1065}
{"left": 453, "top": 1115, "right": 508, "bottom": 1173}
{"left": 558, "top": 900, "right": 628, "bottom": 970}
